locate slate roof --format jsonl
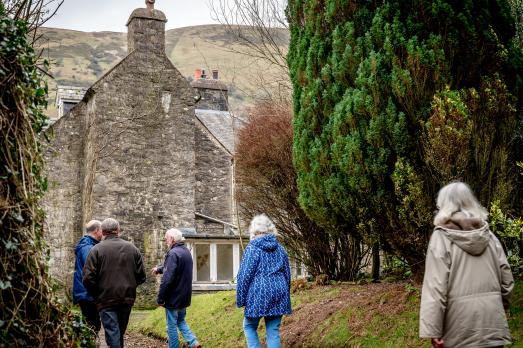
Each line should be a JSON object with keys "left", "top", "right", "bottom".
{"left": 195, "top": 109, "right": 244, "bottom": 154}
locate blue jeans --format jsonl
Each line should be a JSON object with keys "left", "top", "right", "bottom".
{"left": 99, "top": 304, "right": 132, "bottom": 348}
{"left": 243, "top": 315, "right": 282, "bottom": 348}
{"left": 165, "top": 308, "right": 198, "bottom": 348}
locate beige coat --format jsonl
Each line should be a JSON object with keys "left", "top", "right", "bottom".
{"left": 419, "top": 213, "right": 514, "bottom": 348}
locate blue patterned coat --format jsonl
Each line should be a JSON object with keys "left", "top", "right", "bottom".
{"left": 236, "top": 234, "right": 292, "bottom": 318}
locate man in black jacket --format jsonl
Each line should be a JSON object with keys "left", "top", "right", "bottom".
{"left": 83, "top": 218, "right": 146, "bottom": 348}
{"left": 152, "top": 228, "right": 201, "bottom": 348}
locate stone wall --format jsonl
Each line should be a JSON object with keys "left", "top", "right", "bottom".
{"left": 196, "top": 88, "right": 228, "bottom": 111}
{"left": 84, "top": 52, "right": 197, "bottom": 305}
{"left": 43, "top": 102, "right": 87, "bottom": 295}
{"left": 194, "top": 120, "right": 233, "bottom": 234}
{"left": 191, "top": 78, "right": 229, "bottom": 111}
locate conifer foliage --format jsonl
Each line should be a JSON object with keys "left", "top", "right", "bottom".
{"left": 287, "top": 0, "right": 523, "bottom": 278}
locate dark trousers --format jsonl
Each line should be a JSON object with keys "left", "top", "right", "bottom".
{"left": 79, "top": 300, "right": 101, "bottom": 333}
{"left": 99, "top": 304, "right": 133, "bottom": 348}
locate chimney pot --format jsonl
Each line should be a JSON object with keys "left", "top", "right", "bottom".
{"left": 194, "top": 69, "right": 202, "bottom": 79}
{"left": 212, "top": 69, "right": 219, "bottom": 80}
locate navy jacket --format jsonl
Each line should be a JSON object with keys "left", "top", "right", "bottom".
{"left": 157, "top": 242, "right": 193, "bottom": 309}
{"left": 236, "top": 234, "right": 292, "bottom": 317}
{"left": 73, "top": 235, "right": 99, "bottom": 303}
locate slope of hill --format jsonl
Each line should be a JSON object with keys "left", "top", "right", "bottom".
{"left": 128, "top": 281, "right": 523, "bottom": 347}
{"left": 37, "top": 25, "right": 289, "bottom": 118}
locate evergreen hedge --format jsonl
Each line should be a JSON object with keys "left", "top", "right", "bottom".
{"left": 287, "top": 0, "right": 523, "bottom": 279}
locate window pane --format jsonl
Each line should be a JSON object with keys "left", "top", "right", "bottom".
{"left": 217, "top": 244, "right": 233, "bottom": 281}
{"left": 196, "top": 244, "right": 210, "bottom": 281}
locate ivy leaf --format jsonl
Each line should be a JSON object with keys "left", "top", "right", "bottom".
{"left": 4, "top": 240, "right": 18, "bottom": 251}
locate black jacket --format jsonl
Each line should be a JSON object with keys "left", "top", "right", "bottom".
{"left": 82, "top": 235, "right": 146, "bottom": 310}
{"left": 157, "top": 242, "right": 193, "bottom": 309}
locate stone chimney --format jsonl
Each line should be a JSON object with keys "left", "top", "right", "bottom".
{"left": 191, "top": 68, "right": 229, "bottom": 111}
{"left": 126, "top": 6, "right": 167, "bottom": 54}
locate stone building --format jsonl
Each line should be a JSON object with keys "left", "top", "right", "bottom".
{"left": 43, "top": 4, "right": 246, "bottom": 305}
{"left": 55, "top": 86, "right": 88, "bottom": 120}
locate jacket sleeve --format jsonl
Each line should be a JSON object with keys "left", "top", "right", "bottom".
{"left": 135, "top": 247, "right": 146, "bottom": 286}
{"left": 419, "top": 230, "right": 451, "bottom": 339}
{"left": 157, "top": 251, "right": 178, "bottom": 304}
{"left": 236, "top": 245, "right": 259, "bottom": 308}
{"left": 77, "top": 244, "right": 92, "bottom": 280}
{"left": 492, "top": 233, "right": 514, "bottom": 308}
{"left": 82, "top": 248, "right": 99, "bottom": 298}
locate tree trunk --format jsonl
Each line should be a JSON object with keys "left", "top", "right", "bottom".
{"left": 372, "top": 242, "right": 380, "bottom": 282}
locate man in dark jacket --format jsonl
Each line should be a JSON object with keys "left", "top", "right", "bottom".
{"left": 73, "top": 220, "right": 103, "bottom": 333}
{"left": 83, "top": 218, "right": 146, "bottom": 348}
{"left": 152, "top": 228, "right": 201, "bottom": 348}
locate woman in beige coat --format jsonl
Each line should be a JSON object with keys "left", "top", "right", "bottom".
{"left": 420, "top": 182, "right": 514, "bottom": 348}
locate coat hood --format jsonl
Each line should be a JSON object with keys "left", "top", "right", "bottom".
{"left": 436, "top": 212, "right": 490, "bottom": 256}
{"left": 74, "top": 235, "right": 99, "bottom": 254}
{"left": 250, "top": 234, "right": 279, "bottom": 252}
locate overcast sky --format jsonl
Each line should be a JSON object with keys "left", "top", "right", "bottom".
{"left": 46, "top": 0, "right": 220, "bottom": 32}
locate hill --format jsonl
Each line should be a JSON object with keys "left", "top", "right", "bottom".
{"left": 128, "top": 281, "right": 523, "bottom": 347}
{"left": 36, "top": 25, "right": 289, "bottom": 118}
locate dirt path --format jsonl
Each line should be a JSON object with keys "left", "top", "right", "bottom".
{"left": 97, "top": 312, "right": 168, "bottom": 348}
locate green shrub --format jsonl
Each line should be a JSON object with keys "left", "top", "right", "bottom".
{"left": 287, "top": 0, "right": 523, "bottom": 280}
{"left": 489, "top": 201, "right": 523, "bottom": 278}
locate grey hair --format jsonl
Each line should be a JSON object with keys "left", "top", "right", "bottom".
{"left": 248, "top": 214, "right": 277, "bottom": 240}
{"left": 85, "top": 220, "right": 101, "bottom": 234}
{"left": 101, "top": 218, "right": 120, "bottom": 234}
{"left": 165, "top": 228, "right": 185, "bottom": 243}
{"left": 434, "top": 181, "right": 488, "bottom": 226}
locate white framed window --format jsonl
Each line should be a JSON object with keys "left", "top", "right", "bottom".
{"left": 190, "top": 241, "right": 241, "bottom": 283}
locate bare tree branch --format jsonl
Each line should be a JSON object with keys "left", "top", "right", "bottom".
{"left": 209, "top": 0, "right": 289, "bottom": 73}
{"left": 2, "top": 0, "right": 64, "bottom": 46}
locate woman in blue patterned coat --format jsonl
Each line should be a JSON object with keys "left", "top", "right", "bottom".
{"left": 236, "top": 214, "right": 292, "bottom": 348}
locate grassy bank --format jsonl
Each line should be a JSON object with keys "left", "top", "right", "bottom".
{"left": 129, "top": 281, "right": 523, "bottom": 347}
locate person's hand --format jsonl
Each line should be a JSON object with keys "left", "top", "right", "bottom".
{"left": 151, "top": 266, "right": 159, "bottom": 275}
{"left": 431, "top": 338, "right": 444, "bottom": 348}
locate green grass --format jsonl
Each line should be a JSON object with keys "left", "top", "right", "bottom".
{"left": 508, "top": 280, "right": 523, "bottom": 347}
{"left": 129, "top": 281, "right": 523, "bottom": 348}
{"left": 128, "top": 292, "right": 245, "bottom": 347}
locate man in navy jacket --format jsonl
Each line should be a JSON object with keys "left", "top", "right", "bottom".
{"left": 152, "top": 228, "right": 201, "bottom": 348}
{"left": 73, "top": 220, "right": 103, "bottom": 332}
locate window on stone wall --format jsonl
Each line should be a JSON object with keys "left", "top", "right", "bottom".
{"left": 296, "top": 261, "right": 302, "bottom": 277}
{"left": 63, "top": 101, "right": 77, "bottom": 115}
{"left": 196, "top": 244, "right": 210, "bottom": 281}
{"left": 217, "top": 244, "right": 233, "bottom": 281}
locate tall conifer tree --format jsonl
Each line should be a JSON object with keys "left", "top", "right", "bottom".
{"left": 288, "top": 0, "right": 523, "bottom": 278}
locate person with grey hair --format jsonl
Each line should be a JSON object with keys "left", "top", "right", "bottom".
{"left": 83, "top": 218, "right": 146, "bottom": 348}
{"left": 73, "top": 220, "right": 103, "bottom": 334}
{"left": 152, "top": 228, "right": 201, "bottom": 348}
{"left": 237, "top": 214, "right": 291, "bottom": 348}
{"left": 420, "top": 182, "right": 514, "bottom": 348}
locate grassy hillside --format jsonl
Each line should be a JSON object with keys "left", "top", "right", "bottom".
{"left": 128, "top": 281, "right": 523, "bottom": 347}
{"left": 36, "top": 25, "right": 289, "bottom": 118}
